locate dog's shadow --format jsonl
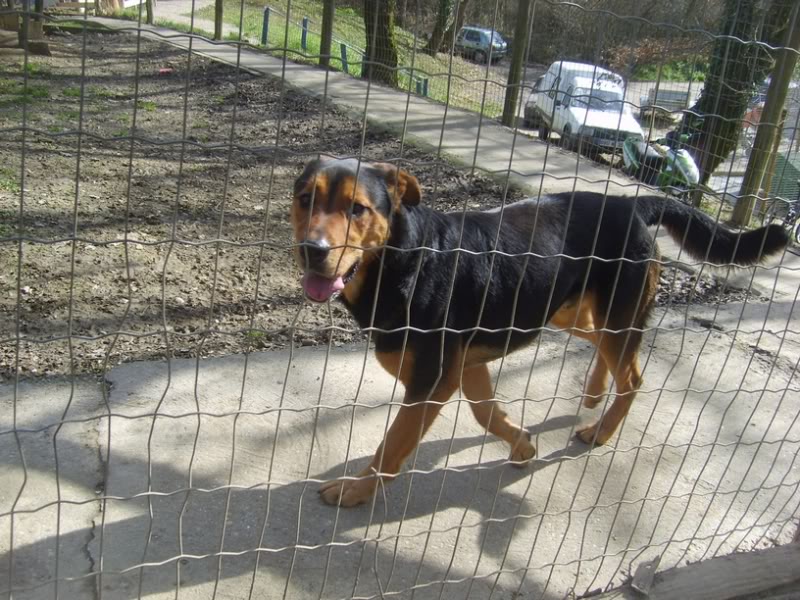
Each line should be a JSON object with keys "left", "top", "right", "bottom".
{"left": 311, "top": 412, "right": 586, "bottom": 563}
{"left": 0, "top": 404, "right": 587, "bottom": 600}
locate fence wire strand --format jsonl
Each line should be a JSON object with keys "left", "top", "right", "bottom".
{"left": 1, "top": 0, "right": 800, "bottom": 598}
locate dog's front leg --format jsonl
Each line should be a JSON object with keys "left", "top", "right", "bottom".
{"left": 319, "top": 387, "right": 455, "bottom": 507}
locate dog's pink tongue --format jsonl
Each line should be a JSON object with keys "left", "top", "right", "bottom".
{"left": 301, "top": 272, "right": 345, "bottom": 302}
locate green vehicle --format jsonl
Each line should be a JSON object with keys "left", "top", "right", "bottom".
{"left": 621, "top": 134, "right": 700, "bottom": 199}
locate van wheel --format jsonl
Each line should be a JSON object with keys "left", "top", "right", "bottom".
{"left": 475, "top": 50, "right": 486, "bottom": 64}
{"left": 538, "top": 124, "right": 550, "bottom": 141}
{"left": 560, "top": 127, "right": 574, "bottom": 151}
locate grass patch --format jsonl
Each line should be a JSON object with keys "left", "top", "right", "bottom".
{"left": 155, "top": 19, "right": 215, "bottom": 39}
{"left": 89, "top": 85, "right": 117, "bottom": 98}
{"left": 26, "top": 84, "right": 49, "bottom": 99}
{"left": 632, "top": 60, "right": 708, "bottom": 82}
{"left": 21, "top": 62, "right": 50, "bottom": 77}
{"left": 0, "top": 168, "right": 20, "bottom": 194}
{"left": 113, "top": 7, "right": 216, "bottom": 37}
{"left": 58, "top": 109, "right": 81, "bottom": 122}
{"left": 114, "top": 6, "right": 145, "bottom": 20}
{"left": 136, "top": 99, "right": 157, "bottom": 112}
{"left": 0, "top": 79, "right": 50, "bottom": 106}
{"left": 62, "top": 86, "right": 82, "bottom": 97}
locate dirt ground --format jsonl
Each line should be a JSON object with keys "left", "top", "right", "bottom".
{"left": 0, "top": 30, "right": 760, "bottom": 378}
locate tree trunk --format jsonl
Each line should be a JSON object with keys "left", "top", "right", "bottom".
{"left": 422, "top": 0, "right": 454, "bottom": 56}
{"left": 320, "top": 0, "right": 334, "bottom": 68}
{"left": 146, "top": 0, "right": 156, "bottom": 25}
{"left": 363, "top": 0, "right": 398, "bottom": 86}
{"left": 441, "top": 0, "right": 468, "bottom": 53}
{"left": 501, "top": 0, "right": 531, "bottom": 126}
{"left": 18, "top": 0, "right": 49, "bottom": 55}
{"left": 96, "top": 0, "right": 123, "bottom": 17}
{"left": 214, "top": 0, "right": 223, "bottom": 39}
{"left": 681, "top": 0, "right": 794, "bottom": 197}
{"left": 732, "top": 3, "right": 800, "bottom": 226}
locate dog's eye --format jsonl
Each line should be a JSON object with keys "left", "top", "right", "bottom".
{"left": 351, "top": 202, "right": 368, "bottom": 217}
{"left": 297, "top": 193, "right": 312, "bottom": 209}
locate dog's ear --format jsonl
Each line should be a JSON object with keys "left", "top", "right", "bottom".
{"left": 293, "top": 156, "right": 334, "bottom": 196}
{"left": 371, "top": 163, "right": 421, "bottom": 208}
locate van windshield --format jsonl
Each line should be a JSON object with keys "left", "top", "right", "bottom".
{"left": 572, "top": 88, "right": 625, "bottom": 112}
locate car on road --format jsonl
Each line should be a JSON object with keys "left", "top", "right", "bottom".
{"left": 454, "top": 26, "right": 508, "bottom": 64}
{"left": 523, "top": 61, "right": 644, "bottom": 157}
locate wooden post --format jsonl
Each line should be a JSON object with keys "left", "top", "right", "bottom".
{"left": 145, "top": 0, "right": 154, "bottom": 26}
{"left": 340, "top": 43, "right": 348, "bottom": 74}
{"left": 320, "top": 0, "right": 334, "bottom": 68}
{"left": 301, "top": 16, "right": 309, "bottom": 50}
{"left": 732, "top": 3, "right": 800, "bottom": 226}
{"left": 213, "top": 0, "right": 223, "bottom": 40}
{"left": 261, "top": 7, "right": 270, "bottom": 46}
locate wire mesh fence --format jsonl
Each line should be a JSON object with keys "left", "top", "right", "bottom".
{"left": 1, "top": 0, "right": 799, "bottom": 599}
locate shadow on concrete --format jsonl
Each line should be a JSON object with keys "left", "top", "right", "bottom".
{"left": 0, "top": 420, "right": 582, "bottom": 599}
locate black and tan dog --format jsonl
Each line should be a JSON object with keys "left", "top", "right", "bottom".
{"left": 291, "top": 157, "right": 788, "bottom": 507}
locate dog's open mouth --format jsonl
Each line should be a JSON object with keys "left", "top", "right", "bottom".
{"left": 301, "top": 262, "right": 360, "bottom": 303}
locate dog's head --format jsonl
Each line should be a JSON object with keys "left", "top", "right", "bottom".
{"left": 291, "top": 157, "right": 421, "bottom": 303}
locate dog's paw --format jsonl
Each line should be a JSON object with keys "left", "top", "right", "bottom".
{"left": 318, "top": 474, "right": 378, "bottom": 507}
{"left": 575, "top": 422, "right": 610, "bottom": 446}
{"left": 509, "top": 431, "right": 536, "bottom": 466}
{"left": 582, "top": 393, "right": 605, "bottom": 409}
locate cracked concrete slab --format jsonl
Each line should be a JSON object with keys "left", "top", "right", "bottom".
{"left": 0, "top": 377, "right": 105, "bottom": 600}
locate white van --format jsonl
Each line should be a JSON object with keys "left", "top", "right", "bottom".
{"left": 523, "top": 61, "right": 643, "bottom": 156}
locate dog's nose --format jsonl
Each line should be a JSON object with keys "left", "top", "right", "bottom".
{"left": 300, "top": 239, "right": 331, "bottom": 269}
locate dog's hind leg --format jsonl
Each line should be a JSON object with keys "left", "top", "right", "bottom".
{"left": 463, "top": 363, "right": 536, "bottom": 464}
{"left": 548, "top": 291, "right": 609, "bottom": 408}
{"left": 576, "top": 256, "right": 657, "bottom": 446}
{"left": 583, "top": 355, "right": 609, "bottom": 408}
{"left": 576, "top": 332, "right": 643, "bottom": 446}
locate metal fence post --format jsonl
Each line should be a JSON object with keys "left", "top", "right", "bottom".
{"left": 261, "top": 7, "right": 270, "bottom": 46}
{"left": 301, "top": 16, "right": 309, "bottom": 50}
{"left": 340, "top": 43, "right": 348, "bottom": 74}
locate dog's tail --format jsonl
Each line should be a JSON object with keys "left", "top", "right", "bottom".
{"left": 634, "top": 195, "right": 789, "bottom": 265}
